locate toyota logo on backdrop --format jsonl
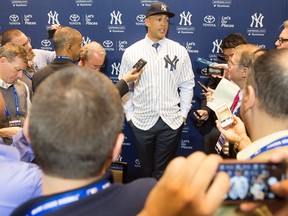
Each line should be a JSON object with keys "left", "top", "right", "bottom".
{"left": 41, "top": 40, "right": 51, "bottom": 47}
{"left": 136, "top": 14, "right": 146, "bottom": 22}
{"left": 204, "top": 15, "right": 215, "bottom": 24}
{"left": 70, "top": 14, "right": 80, "bottom": 22}
{"left": 9, "top": 14, "right": 19, "bottom": 22}
{"left": 103, "top": 40, "right": 113, "bottom": 48}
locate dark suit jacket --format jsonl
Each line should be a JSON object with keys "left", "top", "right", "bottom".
{"left": 115, "top": 79, "right": 129, "bottom": 97}
{"left": 32, "top": 58, "right": 76, "bottom": 93}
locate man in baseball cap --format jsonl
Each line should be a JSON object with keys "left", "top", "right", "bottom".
{"left": 119, "top": 1, "right": 195, "bottom": 180}
{"left": 145, "top": 2, "right": 175, "bottom": 18}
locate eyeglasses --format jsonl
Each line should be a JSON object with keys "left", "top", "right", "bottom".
{"left": 277, "top": 37, "right": 288, "bottom": 45}
{"left": 86, "top": 59, "right": 105, "bottom": 71}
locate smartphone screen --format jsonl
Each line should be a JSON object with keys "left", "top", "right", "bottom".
{"left": 215, "top": 103, "right": 233, "bottom": 128}
{"left": 217, "top": 161, "right": 286, "bottom": 203}
{"left": 207, "top": 66, "right": 224, "bottom": 76}
{"left": 133, "top": 58, "right": 147, "bottom": 72}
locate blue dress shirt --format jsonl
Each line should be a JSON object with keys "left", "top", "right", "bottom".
{"left": 0, "top": 140, "right": 41, "bottom": 216}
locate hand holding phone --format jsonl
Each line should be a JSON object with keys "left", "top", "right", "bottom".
{"left": 133, "top": 58, "right": 147, "bottom": 72}
{"left": 217, "top": 160, "right": 287, "bottom": 204}
{"left": 191, "top": 106, "right": 202, "bottom": 118}
{"left": 197, "top": 81, "right": 208, "bottom": 93}
{"left": 207, "top": 66, "right": 224, "bottom": 76}
{"left": 215, "top": 103, "right": 233, "bottom": 128}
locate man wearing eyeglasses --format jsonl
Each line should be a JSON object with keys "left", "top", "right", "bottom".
{"left": 214, "top": 44, "right": 259, "bottom": 158}
{"left": 1, "top": 29, "right": 56, "bottom": 97}
{"left": 0, "top": 43, "right": 31, "bottom": 140}
{"left": 195, "top": 33, "right": 247, "bottom": 155}
{"left": 275, "top": 20, "right": 288, "bottom": 49}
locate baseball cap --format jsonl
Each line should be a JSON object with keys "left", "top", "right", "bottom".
{"left": 146, "top": 2, "right": 175, "bottom": 18}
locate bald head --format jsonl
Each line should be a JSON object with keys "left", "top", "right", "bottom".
{"left": 52, "top": 27, "right": 83, "bottom": 61}
{"left": 79, "top": 41, "right": 106, "bottom": 72}
{"left": 1, "top": 29, "right": 34, "bottom": 60}
{"left": 1, "top": 29, "right": 22, "bottom": 46}
{"left": 52, "top": 27, "right": 82, "bottom": 51}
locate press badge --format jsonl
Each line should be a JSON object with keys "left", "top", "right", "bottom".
{"left": 9, "top": 119, "right": 22, "bottom": 127}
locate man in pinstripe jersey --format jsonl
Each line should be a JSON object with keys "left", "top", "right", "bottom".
{"left": 119, "top": 2, "right": 195, "bottom": 179}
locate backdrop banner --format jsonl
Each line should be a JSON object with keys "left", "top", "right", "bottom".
{"left": 1, "top": 0, "right": 287, "bottom": 181}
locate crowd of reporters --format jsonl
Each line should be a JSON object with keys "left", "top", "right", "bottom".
{"left": 1, "top": 1, "right": 288, "bottom": 215}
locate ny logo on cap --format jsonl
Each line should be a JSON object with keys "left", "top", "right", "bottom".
{"left": 161, "top": 4, "right": 168, "bottom": 11}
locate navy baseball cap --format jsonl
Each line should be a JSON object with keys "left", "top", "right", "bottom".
{"left": 146, "top": 2, "right": 175, "bottom": 18}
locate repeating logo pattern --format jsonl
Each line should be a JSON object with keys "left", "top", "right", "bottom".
{"left": 177, "top": 11, "right": 195, "bottom": 34}
{"left": 247, "top": 12, "right": 266, "bottom": 36}
{"left": 47, "top": 10, "right": 60, "bottom": 25}
{"left": 82, "top": 36, "right": 91, "bottom": 46}
{"left": 1, "top": 0, "right": 282, "bottom": 181}
{"left": 75, "top": 0, "right": 93, "bottom": 7}
{"left": 136, "top": 14, "right": 146, "bottom": 26}
{"left": 40, "top": 39, "right": 53, "bottom": 50}
{"left": 212, "top": 0, "right": 232, "bottom": 8}
{"left": 24, "top": 14, "right": 36, "bottom": 25}
{"left": 181, "top": 139, "right": 193, "bottom": 150}
{"left": 103, "top": 40, "right": 114, "bottom": 51}
{"left": 11, "top": 0, "right": 28, "bottom": 7}
{"left": 108, "top": 10, "right": 125, "bottom": 33}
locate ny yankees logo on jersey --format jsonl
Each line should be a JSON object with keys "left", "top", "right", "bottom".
{"left": 164, "top": 55, "right": 179, "bottom": 71}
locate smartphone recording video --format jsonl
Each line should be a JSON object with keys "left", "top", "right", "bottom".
{"left": 217, "top": 161, "right": 287, "bottom": 204}
{"left": 133, "top": 58, "right": 147, "bottom": 72}
{"left": 207, "top": 66, "right": 224, "bottom": 76}
{"left": 215, "top": 103, "right": 233, "bottom": 128}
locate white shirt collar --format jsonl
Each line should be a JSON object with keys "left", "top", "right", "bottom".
{"left": 0, "top": 79, "right": 12, "bottom": 89}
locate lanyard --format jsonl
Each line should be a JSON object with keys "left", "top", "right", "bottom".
{"left": 249, "top": 136, "right": 288, "bottom": 159}
{"left": 4, "top": 86, "right": 20, "bottom": 117}
{"left": 55, "top": 56, "right": 73, "bottom": 61}
{"left": 23, "top": 70, "right": 33, "bottom": 80}
{"left": 25, "top": 180, "right": 111, "bottom": 216}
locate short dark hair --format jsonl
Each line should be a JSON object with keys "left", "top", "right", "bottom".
{"left": 52, "top": 27, "right": 82, "bottom": 52}
{"left": 221, "top": 33, "right": 248, "bottom": 50}
{"left": 249, "top": 49, "right": 288, "bottom": 118}
{"left": 29, "top": 66, "right": 124, "bottom": 179}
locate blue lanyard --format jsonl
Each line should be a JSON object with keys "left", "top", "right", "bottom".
{"left": 249, "top": 136, "right": 288, "bottom": 159}
{"left": 25, "top": 179, "right": 111, "bottom": 216}
{"left": 5, "top": 86, "right": 20, "bottom": 117}
{"left": 55, "top": 56, "right": 73, "bottom": 61}
{"left": 23, "top": 70, "right": 33, "bottom": 80}
{"left": 34, "top": 64, "right": 39, "bottom": 72}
